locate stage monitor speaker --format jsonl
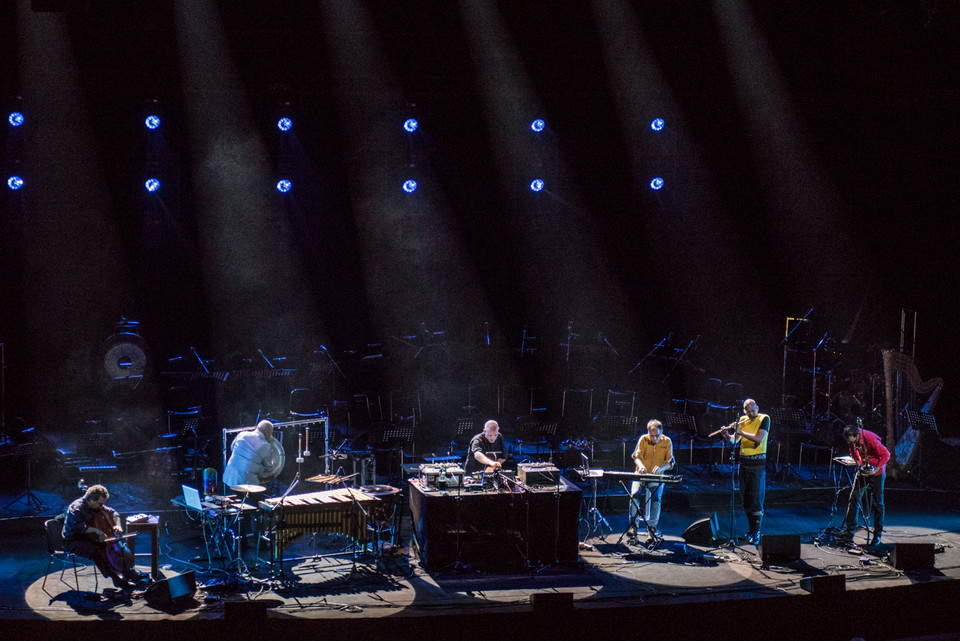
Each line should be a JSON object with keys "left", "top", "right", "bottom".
{"left": 144, "top": 570, "right": 196, "bottom": 609}
{"left": 530, "top": 592, "right": 574, "bottom": 612}
{"left": 681, "top": 513, "right": 719, "bottom": 545}
{"left": 892, "top": 543, "right": 935, "bottom": 571}
{"left": 759, "top": 534, "right": 800, "bottom": 565}
{"left": 800, "top": 574, "right": 846, "bottom": 595}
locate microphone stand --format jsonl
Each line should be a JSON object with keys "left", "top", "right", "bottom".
{"left": 628, "top": 334, "right": 670, "bottom": 376}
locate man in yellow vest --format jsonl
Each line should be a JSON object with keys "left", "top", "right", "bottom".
{"left": 723, "top": 398, "right": 770, "bottom": 545}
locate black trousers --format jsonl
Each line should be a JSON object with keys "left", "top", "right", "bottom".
{"left": 843, "top": 472, "right": 885, "bottom": 535}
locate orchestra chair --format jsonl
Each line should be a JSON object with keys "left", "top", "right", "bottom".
{"left": 289, "top": 388, "right": 322, "bottom": 419}
{"left": 604, "top": 389, "right": 636, "bottom": 417}
{"left": 42, "top": 516, "right": 98, "bottom": 595}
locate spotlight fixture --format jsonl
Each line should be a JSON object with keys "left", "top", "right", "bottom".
{"left": 402, "top": 179, "right": 418, "bottom": 193}
{"left": 276, "top": 179, "right": 292, "bottom": 193}
{"left": 277, "top": 117, "right": 293, "bottom": 132}
{"left": 7, "top": 175, "right": 24, "bottom": 190}
{"left": 144, "top": 178, "right": 161, "bottom": 192}
{"left": 649, "top": 177, "right": 664, "bottom": 190}
{"left": 144, "top": 115, "right": 161, "bottom": 130}
{"left": 650, "top": 118, "right": 665, "bottom": 132}
{"left": 530, "top": 118, "right": 545, "bottom": 133}
{"left": 403, "top": 118, "right": 419, "bottom": 133}
{"left": 8, "top": 111, "right": 25, "bottom": 127}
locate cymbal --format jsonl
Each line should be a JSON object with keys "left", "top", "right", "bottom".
{"left": 360, "top": 484, "right": 400, "bottom": 496}
{"left": 230, "top": 484, "right": 266, "bottom": 494}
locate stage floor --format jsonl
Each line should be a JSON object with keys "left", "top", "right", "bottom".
{"left": 2, "top": 465, "right": 960, "bottom": 634}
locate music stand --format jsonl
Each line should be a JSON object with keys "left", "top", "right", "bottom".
{"left": 769, "top": 407, "right": 807, "bottom": 483}
{"left": 904, "top": 410, "right": 938, "bottom": 433}
{"left": 663, "top": 412, "right": 697, "bottom": 468}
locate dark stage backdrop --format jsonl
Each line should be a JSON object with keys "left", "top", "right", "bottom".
{"left": 0, "top": 1, "right": 957, "bottom": 437}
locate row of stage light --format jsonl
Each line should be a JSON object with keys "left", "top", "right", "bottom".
{"left": 5, "top": 109, "right": 669, "bottom": 194}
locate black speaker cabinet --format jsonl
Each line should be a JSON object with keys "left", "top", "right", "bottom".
{"left": 759, "top": 534, "right": 800, "bottom": 565}
{"left": 530, "top": 592, "right": 574, "bottom": 611}
{"left": 892, "top": 543, "right": 935, "bottom": 571}
{"left": 144, "top": 571, "right": 196, "bottom": 609}
{"left": 681, "top": 513, "right": 719, "bottom": 545}
{"left": 800, "top": 574, "right": 846, "bottom": 594}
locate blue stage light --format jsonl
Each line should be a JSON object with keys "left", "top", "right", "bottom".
{"left": 7, "top": 175, "right": 24, "bottom": 190}
{"left": 145, "top": 178, "right": 161, "bottom": 192}
{"left": 530, "top": 118, "right": 545, "bottom": 133}
{"left": 530, "top": 179, "right": 545, "bottom": 192}
{"left": 649, "top": 177, "right": 664, "bottom": 190}
{"left": 8, "top": 111, "right": 24, "bottom": 127}
{"left": 650, "top": 118, "right": 665, "bottom": 132}
{"left": 277, "top": 117, "right": 293, "bottom": 132}
{"left": 144, "top": 115, "right": 161, "bottom": 130}
{"left": 402, "top": 179, "right": 418, "bottom": 193}
{"left": 403, "top": 118, "right": 419, "bottom": 133}
{"left": 276, "top": 179, "right": 293, "bottom": 193}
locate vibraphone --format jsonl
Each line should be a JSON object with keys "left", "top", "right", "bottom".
{"left": 258, "top": 488, "right": 380, "bottom": 569}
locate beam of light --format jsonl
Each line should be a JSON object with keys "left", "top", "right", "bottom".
{"left": 529, "top": 178, "right": 544, "bottom": 192}
{"left": 7, "top": 175, "right": 24, "bottom": 190}
{"left": 277, "top": 117, "right": 293, "bottom": 132}
{"left": 144, "top": 115, "right": 161, "bottom": 130}
{"left": 402, "top": 179, "right": 418, "bottom": 193}
{"left": 8, "top": 111, "right": 25, "bottom": 127}
{"left": 276, "top": 179, "right": 292, "bottom": 193}
{"left": 144, "top": 177, "right": 161, "bottom": 192}
{"left": 650, "top": 117, "right": 665, "bottom": 132}
{"left": 649, "top": 177, "right": 664, "bottom": 191}
{"left": 174, "top": 2, "right": 322, "bottom": 355}
{"left": 403, "top": 118, "right": 418, "bottom": 133}
{"left": 530, "top": 118, "right": 545, "bottom": 132}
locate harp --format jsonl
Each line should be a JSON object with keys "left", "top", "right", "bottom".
{"left": 883, "top": 349, "right": 943, "bottom": 465}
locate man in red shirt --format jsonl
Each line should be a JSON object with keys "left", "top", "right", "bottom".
{"left": 838, "top": 423, "right": 890, "bottom": 547}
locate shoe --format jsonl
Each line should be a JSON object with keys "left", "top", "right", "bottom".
{"left": 744, "top": 531, "right": 760, "bottom": 546}
{"left": 835, "top": 528, "right": 853, "bottom": 541}
{"left": 868, "top": 535, "right": 882, "bottom": 547}
{"left": 111, "top": 575, "right": 136, "bottom": 591}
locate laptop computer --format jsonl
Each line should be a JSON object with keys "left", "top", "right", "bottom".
{"left": 181, "top": 484, "right": 203, "bottom": 511}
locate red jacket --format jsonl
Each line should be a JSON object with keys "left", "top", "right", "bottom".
{"left": 848, "top": 429, "right": 891, "bottom": 475}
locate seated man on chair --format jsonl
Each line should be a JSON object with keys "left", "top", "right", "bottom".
{"left": 628, "top": 419, "right": 675, "bottom": 545}
{"left": 62, "top": 484, "right": 138, "bottom": 590}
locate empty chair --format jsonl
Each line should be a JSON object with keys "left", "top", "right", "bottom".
{"left": 605, "top": 389, "right": 636, "bottom": 417}
{"left": 289, "top": 388, "right": 322, "bottom": 419}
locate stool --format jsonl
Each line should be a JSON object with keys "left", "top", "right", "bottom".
{"left": 126, "top": 514, "right": 160, "bottom": 579}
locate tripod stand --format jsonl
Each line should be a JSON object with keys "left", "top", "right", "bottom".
{"left": 577, "top": 464, "right": 611, "bottom": 545}
{"left": 4, "top": 443, "right": 46, "bottom": 514}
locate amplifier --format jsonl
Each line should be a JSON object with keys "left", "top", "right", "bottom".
{"left": 419, "top": 464, "right": 464, "bottom": 489}
{"left": 518, "top": 462, "right": 560, "bottom": 485}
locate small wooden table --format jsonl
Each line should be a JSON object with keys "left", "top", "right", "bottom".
{"left": 126, "top": 514, "right": 160, "bottom": 579}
